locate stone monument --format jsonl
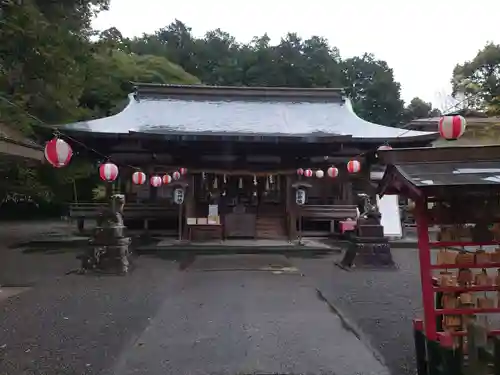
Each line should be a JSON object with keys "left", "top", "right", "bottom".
{"left": 79, "top": 194, "right": 132, "bottom": 274}
{"left": 339, "top": 193, "right": 394, "bottom": 269}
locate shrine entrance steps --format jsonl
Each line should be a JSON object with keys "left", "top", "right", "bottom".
{"left": 256, "top": 205, "right": 286, "bottom": 239}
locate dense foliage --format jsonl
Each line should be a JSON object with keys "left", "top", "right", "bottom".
{"left": 452, "top": 42, "right": 500, "bottom": 115}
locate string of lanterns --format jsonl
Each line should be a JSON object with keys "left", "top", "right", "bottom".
{"left": 43, "top": 115, "right": 467, "bottom": 182}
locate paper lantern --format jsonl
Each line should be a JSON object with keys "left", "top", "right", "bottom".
{"left": 377, "top": 144, "right": 392, "bottom": 151}
{"left": 99, "top": 162, "right": 119, "bottom": 182}
{"left": 347, "top": 160, "right": 361, "bottom": 174}
{"left": 172, "top": 171, "right": 181, "bottom": 180}
{"left": 327, "top": 167, "right": 339, "bottom": 178}
{"left": 162, "top": 174, "right": 172, "bottom": 184}
{"left": 304, "top": 169, "right": 313, "bottom": 177}
{"left": 150, "top": 175, "right": 162, "bottom": 187}
{"left": 438, "top": 115, "right": 466, "bottom": 140}
{"left": 179, "top": 168, "right": 188, "bottom": 175}
{"left": 297, "top": 168, "right": 304, "bottom": 176}
{"left": 44, "top": 138, "right": 73, "bottom": 168}
{"left": 132, "top": 171, "right": 146, "bottom": 185}
{"left": 315, "top": 169, "right": 324, "bottom": 178}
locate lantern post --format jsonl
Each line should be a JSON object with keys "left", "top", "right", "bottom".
{"left": 292, "top": 181, "right": 312, "bottom": 245}
{"left": 172, "top": 181, "right": 188, "bottom": 242}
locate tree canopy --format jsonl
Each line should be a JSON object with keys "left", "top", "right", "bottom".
{"left": 452, "top": 42, "right": 500, "bottom": 115}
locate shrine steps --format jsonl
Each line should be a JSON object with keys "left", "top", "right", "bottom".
{"left": 255, "top": 214, "right": 286, "bottom": 239}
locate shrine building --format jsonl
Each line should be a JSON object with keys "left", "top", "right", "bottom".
{"left": 62, "top": 83, "right": 437, "bottom": 240}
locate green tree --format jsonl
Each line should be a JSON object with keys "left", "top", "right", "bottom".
{"left": 403, "top": 97, "right": 442, "bottom": 122}
{"left": 342, "top": 54, "right": 405, "bottom": 126}
{"left": 452, "top": 42, "right": 500, "bottom": 115}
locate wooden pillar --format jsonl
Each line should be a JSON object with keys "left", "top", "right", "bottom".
{"left": 286, "top": 175, "right": 296, "bottom": 239}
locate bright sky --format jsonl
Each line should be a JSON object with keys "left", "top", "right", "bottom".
{"left": 93, "top": 0, "right": 500, "bottom": 111}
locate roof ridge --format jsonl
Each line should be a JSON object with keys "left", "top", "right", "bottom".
{"left": 131, "top": 82, "right": 347, "bottom": 100}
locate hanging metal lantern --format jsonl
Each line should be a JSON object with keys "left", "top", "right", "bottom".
{"left": 44, "top": 137, "right": 73, "bottom": 168}
{"left": 327, "top": 166, "right": 339, "bottom": 178}
{"left": 162, "top": 174, "right": 172, "bottom": 184}
{"left": 179, "top": 167, "right": 188, "bottom": 175}
{"left": 347, "top": 160, "right": 361, "bottom": 174}
{"left": 377, "top": 144, "right": 392, "bottom": 151}
{"left": 150, "top": 175, "right": 162, "bottom": 187}
{"left": 172, "top": 171, "right": 181, "bottom": 180}
{"left": 132, "top": 171, "right": 146, "bottom": 185}
{"left": 297, "top": 168, "right": 304, "bottom": 176}
{"left": 315, "top": 170, "right": 324, "bottom": 178}
{"left": 99, "top": 162, "right": 119, "bottom": 182}
{"left": 304, "top": 169, "right": 313, "bottom": 177}
{"left": 438, "top": 115, "right": 467, "bottom": 140}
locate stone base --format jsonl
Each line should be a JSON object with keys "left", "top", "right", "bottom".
{"left": 339, "top": 239, "right": 395, "bottom": 269}
{"left": 79, "top": 238, "right": 132, "bottom": 275}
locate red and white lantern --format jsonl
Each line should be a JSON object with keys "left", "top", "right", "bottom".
{"left": 297, "top": 168, "right": 304, "bottom": 176}
{"left": 347, "top": 160, "right": 361, "bottom": 174}
{"left": 162, "top": 174, "right": 172, "bottom": 184}
{"left": 172, "top": 171, "right": 181, "bottom": 180}
{"left": 44, "top": 138, "right": 73, "bottom": 168}
{"left": 438, "top": 115, "right": 466, "bottom": 140}
{"left": 327, "top": 166, "right": 339, "bottom": 178}
{"left": 99, "top": 162, "right": 119, "bottom": 182}
{"left": 132, "top": 171, "right": 146, "bottom": 185}
{"left": 377, "top": 144, "right": 392, "bottom": 151}
{"left": 315, "top": 169, "right": 324, "bottom": 178}
{"left": 304, "top": 169, "right": 313, "bottom": 177}
{"left": 179, "top": 168, "right": 188, "bottom": 175}
{"left": 150, "top": 175, "right": 162, "bottom": 187}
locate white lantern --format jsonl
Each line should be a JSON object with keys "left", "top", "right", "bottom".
{"left": 315, "top": 169, "right": 324, "bottom": 178}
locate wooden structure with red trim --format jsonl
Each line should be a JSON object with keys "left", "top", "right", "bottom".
{"left": 377, "top": 144, "right": 500, "bottom": 373}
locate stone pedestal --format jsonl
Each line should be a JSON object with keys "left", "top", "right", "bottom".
{"left": 79, "top": 195, "right": 132, "bottom": 275}
{"left": 340, "top": 237, "right": 394, "bottom": 269}
{"left": 339, "top": 216, "right": 395, "bottom": 269}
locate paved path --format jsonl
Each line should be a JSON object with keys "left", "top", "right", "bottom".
{"left": 112, "top": 256, "right": 389, "bottom": 375}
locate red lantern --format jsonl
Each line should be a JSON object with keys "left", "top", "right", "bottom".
{"left": 304, "top": 169, "right": 313, "bottom": 177}
{"left": 172, "top": 171, "right": 181, "bottom": 180}
{"left": 377, "top": 144, "right": 392, "bottom": 151}
{"left": 315, "top": 169, "right": 324, "bottom": 178}
{"left": 347, "top": 160, "right": 361, "bottom": 174}
{"left": 44, "top": 138, "right": 73, "bottom": 168}
{"left": 162, "top": 174, "right": 172, "bottom": 184}
{"left": 99, "top": 162, "right": 119, "bottom": 182}
{"left": 179, "top": 168, "right": 188, "bottom": 175}
{"left": 297, "top": 168, "right": 304, "bottom": 176}
{"left": 438, "top": 115, "right": 466, "bottom": 140}
{"left": 327, "top": 167, "right": 339, "bottom": 178}
{"left": 132, "top": 171, "right": 146, "bottom": 185}
{"left": 150, "top": 175, "right": 162, "bottom": 187}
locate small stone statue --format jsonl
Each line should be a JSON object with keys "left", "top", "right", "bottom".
{"left": 80, "top": 194, "right": 131, "bottom": 274}
{"left": 357, "top": 193, "right": 381, "bottom": 224}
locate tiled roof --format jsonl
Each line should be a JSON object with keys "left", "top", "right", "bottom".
{"left": 60, "top": 84, "right": 436, "bottom": 142}
{"left": 395, "top": 161, "right": 500, "bottom": 187}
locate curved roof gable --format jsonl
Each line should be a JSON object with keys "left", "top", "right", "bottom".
{"left": 60, "top": 83, "right": 437, "bottom": 142}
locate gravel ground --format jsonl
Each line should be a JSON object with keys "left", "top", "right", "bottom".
{"left": 290, "top": 248, "right": 423, "bottom": 375}
{"left": 0, "top": 255, "right": 182, "bottom": 375}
